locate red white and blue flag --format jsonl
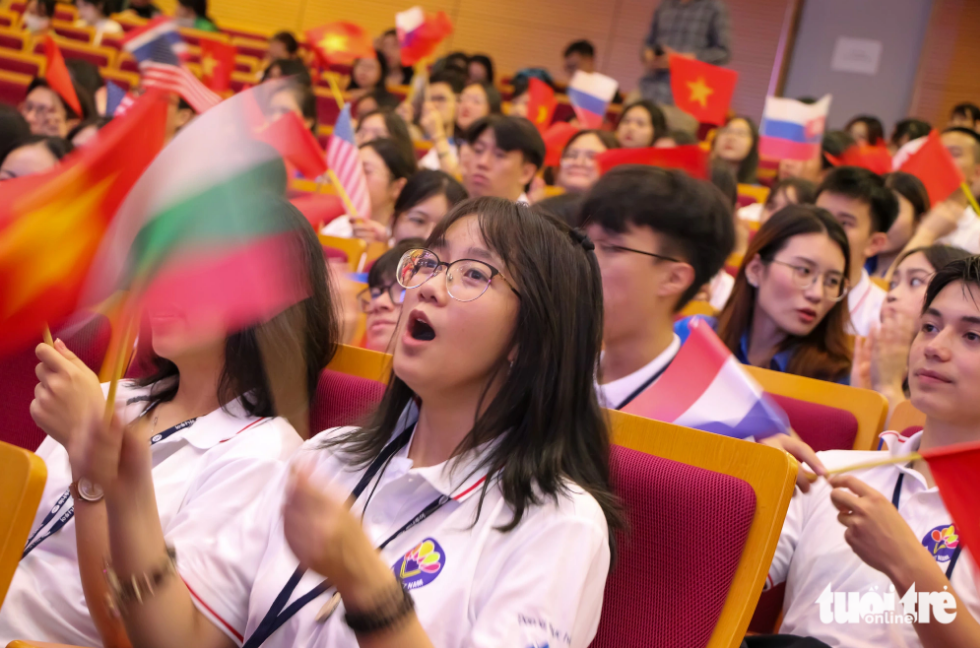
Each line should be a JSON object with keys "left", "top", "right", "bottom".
{"left": 567, "top": 71, "right": 618, "bottom": 129}
{"left": 122, "top": 16, "right": 187, "bottom": 66}
{"left": 759, "top": 94, "right": 832, "bottom": 161}
{"left": 326, "top": 104, "right": 371, "bottom": 218}
{"left": 395, "top": 6, "right": 452, "bottom": 66}
{"left": 622, "top": 318, "right": 790, "bottom": 441}
{"left": 141, "top": 62, "right": 222, "bottom": 114}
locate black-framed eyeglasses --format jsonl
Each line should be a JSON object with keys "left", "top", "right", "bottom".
{"left": 396, "top": 248, "right": 521, "bottom": 302}
{"left": 769, "top": 259, "right": 849, "bottom": 302}
{"left": 596, "top": 242, "right": 681, "bottom": 263}
{"left": 357, "top": 283, "right": 406, "bottom": 312}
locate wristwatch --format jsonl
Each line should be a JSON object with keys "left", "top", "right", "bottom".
{"left": 70, "top": 478, "right": 104, "bottom": 503}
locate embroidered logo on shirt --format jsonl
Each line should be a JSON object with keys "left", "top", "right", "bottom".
{"left": 922, "top": 524, "right": 959, "bottom": 562}
{"left": 392, "top": 537, "right": 445, "bottom": 589}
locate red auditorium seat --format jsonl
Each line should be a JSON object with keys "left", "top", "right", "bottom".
{"left": 117, "top": 53, "right": 140, "bottom": 73}
{"left": 9, "top": 2, "right": 26, "bottom": 14}
{"left": 52, "top": 4, "right": 76, "bottom": 22}
{"left": 0, "top": 14, "right": 18, "bottom": 30}
{"left": 0, "top": 69, "right": 30, "bottom": 104}
{"left": 232, "top": 37, "right": 268, "bottom": 60}
{"left": 52, "top": 22, "right": 93, "bottom": 43}
{"left": 0, "top": 28, "right": 26, "bottom": 52}
{"left": 315, "top": 92, "right": 342, "bottom": 127}
{"left": 591, "top": 445, "right": 756, "bottom": 648}
{"left": 32, "top": 39, "right": 113, "bottom": 68}
{"left": 0, "top": 50, "right": 43, "bottom": 77}
{"left": 0, "top": 313, "right": 112, "bottom": 452}
{"left": 768, "top": 394, "right": 859, "bottom": 452}
{"left": 309, "top": 369, "right": 385, "bottom": 433}
{"left": 101, "top": 33, "right": 125, "bottom": 51}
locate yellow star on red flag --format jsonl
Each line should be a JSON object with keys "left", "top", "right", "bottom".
{"left": 320, "top": 33, "right": 348, "bottom": 53}
{"left": 687, "top": 77, "right": 714, "bottom": 108}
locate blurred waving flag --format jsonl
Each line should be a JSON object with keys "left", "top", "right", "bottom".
{"left": 622, "top": 318, "right": 790, "bottom": 440}
{"left": 43, "top": 36, "right": 82, "bottom": 116}
{"left": 567, "top": 71, "right": 618, "bottom": 129}
{"left": 669, "top": 56, "right": 737, "bottom": 126}
{"left": 596, "top": 145, "right": 709, "bottom": 180}
{"left": 306, "top": 21, "right": 374, "bottom": 67}
{"left": 396, "top": 7, "right": 453, "bottom": 66}
{"left": 826, "top": 143, "right": 893, "bottom": 176}
{"left": 525, "top": 78, "right": 557, "bottom": 134}
{"left": 759, "top": 94, "right": 831, "bottom": 161}
{"left": 326, "top": 104, "right": 371, "bottom": 217}
{"left": 896, "top": 131, "right": 964, "bottom": 205}
{"left": 0, "top": 91, "right": 168, "bottom": 356}
{"left": 83, "top": 81, "right": 313, "bottom": 338}
{"left": 542, "top": 122, "right": 579, "bottom": 167}
{"left": 200, "top": 38, "right": 236, "bottom": 92}
{"left": 255, "top": 111, "right": 328, "bottom": 180}
{"left": 920, "top": 440, "right": 980, "bottom": 558}
{"left": 142, "top": 62, "right": 222, "bottom": 114}
{"left": 122, "top": 16, "right": 186, "bottom": 66}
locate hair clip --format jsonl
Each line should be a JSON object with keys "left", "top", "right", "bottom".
{"left": 570, "top": 229, "right": 595, "bottom": 252}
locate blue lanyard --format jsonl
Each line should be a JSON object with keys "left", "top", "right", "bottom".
{"left": 891, "top": 472, "right": 962, "bottom": 579}
{"left": 243, "top": 425, "right": 444, "bottom": 648}
{"left": 22, "top": 417, "right": 197, "bottom": 558}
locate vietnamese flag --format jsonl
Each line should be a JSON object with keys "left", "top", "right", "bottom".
{"left": 542, "top": 121, "right": 580, "bottom": 167}
{"left": 525, "top": 78, "right": 557, "bottom": 134}
{"left": 827, "top": 143, "right": 893, "bottom": 176}
{"left": 921, "top": 440, "right": 980, "bottom": 557}
{"left": 0, "top": 90, "right": 168, "bottom": 356}
{"left": 254, "top": 111, "right": 328, "bottom": 180}
{"left": 200, "top": 38, "right": 236, "bottom": 92}
{"left": 670, "top": 56, "right": 738, "bottom": 126}
{"left": 306, "top": 22, "right": 374, "bottom": 67}
{"left": 898, "top": 130, "right": 964, "bottom": 205}
{"left": 396, "top": 7, "right": 453, "bottom": 66}
{"left": 43, "top": 36, "right": 82, "bottom": 116}
{"left": 596, "top": 145, "right": 709, "bottom": 180}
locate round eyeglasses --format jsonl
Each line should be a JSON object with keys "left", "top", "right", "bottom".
{"left": 769, "top": 259, "right": 850, "bottom": 302}
{"left": 396, "top": 248, "right": 520, "bottom": 302}
{"left": 357, "top": 283, "right": 406, "bottom": 312}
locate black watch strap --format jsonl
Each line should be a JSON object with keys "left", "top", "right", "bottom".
{"left": 344, "top": 580, "right": 415, "bottom": 635}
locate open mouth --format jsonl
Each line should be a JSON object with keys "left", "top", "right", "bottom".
{"left": 408, "top": 310, "right": 436, "bottom": 341}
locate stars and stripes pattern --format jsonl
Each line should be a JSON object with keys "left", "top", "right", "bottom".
{"left": 326, "top": 104, "right": 371, "bottom": 217}
{"left": 141, "top": 62, "right": 223, "bottom": 115}
{"left": 122, "top": 16, "right": 187, "bottom": 66}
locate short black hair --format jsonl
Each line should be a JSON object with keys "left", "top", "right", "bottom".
{"left": 710, "top": 158, "right": 738, "bottom": 211}
{"left": 465, "top": 115, "right": 545, "bottom": 169}
{"left": 15, "top": 133, "right": 74, "bottom": 159}
{"left": 922, "top": 255, "right": 980, "bottom": 312}
{"left": 368, "top": 238, "right": 425, "bottom": 288}
{"left": 393, "top": 169, "right": 467, "bottom": 220}
{"left": 0, "top": 103, "right": 30, "bottom": 164}
{"left": 262, "top": 58, "right": 312, "bottom": 86}
{"left": 359, "top": 137, "right": 417, "bottom": 181}
{"left": 271, "top": 31, "right": 299, "bottom": 55}
{"left": 942, "top": 126, "right": 980, "bottom": 163}
{"left": 429, "top": 69, "right": 467, "bottom": 95}
{"left": 534, "top": 193, "right": 585, "bottom": 228}
{"left": 564, "top": 40, "right": 595, "bottom": 59}
{"left": 580, "top": 165, "right": 736, "bottom": 309}
{"left": 844, "top": 114, "right": 885, "bottom": 145}
{"left": 767, "top": 176, "right": 817, "bottom": 207}
{"left": 65, "top": 58, "right": 104, "bottom": 95}
{"left": 352, "top": 87, "right": 400, "bottom": 112}
{"left": 951, "top": 102, "right": 980, "bottom": 125}
{"left": 37, "top": 0, "right": 56, "bottom": 17}
{"left": 178, "top": 0, "right": 209, "bottom": 18}
{"left": 468, "top": 54, "right": 494, "bottom": 83}
{"left": 619, "top": 100, "right": 668, "bottom": 144}
{"left": 821, "top": 130, "right": 855, "bottom": 170}
{"left": 884, "top": 171, "right": 930, "bottom": 222}
{"left": 510, "top": 71, "right": 556, "bottom": 100}
{"left": 817, "top": 166, "right": 900, "bottom": 234}
{"left": 891, "top": 118, "right": 931, "bottom": 149}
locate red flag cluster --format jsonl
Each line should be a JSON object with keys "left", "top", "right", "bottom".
{"left": 596, "top": 145, "right": 710, "bottom": 180}
{"left": 306, "top": 21, "right": 375, "bottom": 67}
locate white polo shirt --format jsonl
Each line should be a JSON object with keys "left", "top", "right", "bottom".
{"left": 178, "top": 405, "right": 611, "bottom": 648}
{"left": 0, "top": 380, "right": 302, "bottom": 647}
{"left": 596, "top": 335, "right": 681, "bottom": 410}
{"left": 847, "top": 269, "right": 886, "bottom": 337}
{"left": 767, "top": 431, "right": 980, "bottom": 647}
{"left": 936, "top": 205, "right": 980, "bottom": 254}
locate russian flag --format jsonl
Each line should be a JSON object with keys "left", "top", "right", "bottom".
{"left": 122, "top": 16, "right": 187, "bottom": 66}
{"left": 621, "top": 318, "right": 790, "bottom": 441}
{"left": 567, "top": 71, "right": 618, "bottom": 129}
{"left": 395, "top": 7, "right": 452, "bottom": 67}
{"left": 759, "top": 94, "right": 832, "bottom": 161}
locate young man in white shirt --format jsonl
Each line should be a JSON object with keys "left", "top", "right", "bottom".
{"left": 459, "top": 115, "right": 543, "bottom": 204}
{"left": 580, "top": 165, "right": 735, "bottom": 410}
{"left": 816, "top": 166, "right": 899, "bottom": 336}
{"left": 937, "top": 127, "right": 980, "bottom": 255}
{"left": 748, "top": 256, "right": 980, "bottom": 648}
{"left": 417, "top": 69, "right": 467, "bottom": 174}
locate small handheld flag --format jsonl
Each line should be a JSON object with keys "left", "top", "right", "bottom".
{"left": 396, "top": 7, "right": 453, "bottom": 66}
{"left": 142, "top": 62, "right": 222, "bottom": 114}
{"left": 306, "top": 22, "right": 374, "bottom": 67}
{"left": 255, "top": 111, "right": 328, "bottom": 180}
{"left": 759, "top": 94, "right": 831, "bottom": 161}
{"left": 200, "top": 38, "right": 237, "bottom": 92}
{"left": 621, "top": 318, "right": 790, "bottom": 440}
{"left": 596, "top": 145, "right": 709, "bottom": 180}
{"left": 525, "top": 78, "right": 557, "bottom": 134}
{"left": 121, "top": 16, "right": 186, "bottom": 66}
{"left": 826, "top": 143, "right": 893, "bottom": 176}
{"left": 43, "top": 36, "right": 82, "bottom": 116}
{"left": 567, "top": 71, "right": 618, "bottom": 129}
{"left": 542, "top": 122, "right": 580, "bottom": 167}
{"left": 896, "top": 131, "right": 964, "bottom": 205}
{"left": 669, "top": 56, "right": 738, "bottom": 126}
{"left": 326, "top": 104, "right": 371, "bottom": 218}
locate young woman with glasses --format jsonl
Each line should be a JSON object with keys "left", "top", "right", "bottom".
{"left": 678, "top": 205, "right": 853, "bottom": 383}
{"left": 63, "top": 197, "right": 625, "bottom": 648}
{"left": 359, "top": 239, "right": 422, "bottom": 352}
{"left": 556, "top": 130, "right": 619, "bottom": 195}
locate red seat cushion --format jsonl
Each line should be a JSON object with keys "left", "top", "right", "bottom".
{"left": 52, "top": 25, "right": 92, "bottom": 43}
{"left": 0, "top": 53, "right": 40, "bottom": 76}
{"left": 0, "top": 313, "right": 111, "bottom": 451}
{"left": 591, "top": 445, "right": 756, "bottom": 648}
{"left": 0, "top": 73, "right": 29, "bottom": 105}
{"left": 309, "top": 369, "right": 385, "bottom": 433}
{"left": 769, "top": 394, "right": 858, "bottom": 452}
{"left": 0, "top": 31, "right": 25, "bottom": 50}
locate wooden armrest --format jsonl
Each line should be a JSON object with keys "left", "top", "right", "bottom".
{"left": 8, "top": 641, "right": 94, "bottom": 648}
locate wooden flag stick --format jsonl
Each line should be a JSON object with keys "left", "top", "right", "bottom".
{"left": 326, "top": 168, "right": 359, "bottom": 219}
{"left": 962, "top": 182, "right": 980, "bottom": 218}
{"left": 42, "top": 323, "right": 54, "bottom": 346}
{"left": 806, "top": 452, "right": 922, "bottom": 481}
{"left": 324, "top": 73, "right": 345, "bottom": 111}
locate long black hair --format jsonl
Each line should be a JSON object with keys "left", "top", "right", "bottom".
{"left": 324, "top": 197, "right": 626, "bottom": 558}
{"left": 136, "top": 198, "right": 339, "bottom": 422}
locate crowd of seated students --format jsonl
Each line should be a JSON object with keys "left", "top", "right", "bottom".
{"left": 7, "top": 10, "right": 980, "bottom": 647}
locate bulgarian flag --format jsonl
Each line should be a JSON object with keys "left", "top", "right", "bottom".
{"left": 82, "top": 80, "right": 314, "bottom": 340}
{"left": 0, "top": 90, "right": 168, "bottom": 356}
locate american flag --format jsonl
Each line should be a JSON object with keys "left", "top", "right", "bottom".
{"left": 141, "top": 62, "right": 222, "bottom": 115}
{"left": 326, "top": 104, "right": 371, "bottom": 218}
